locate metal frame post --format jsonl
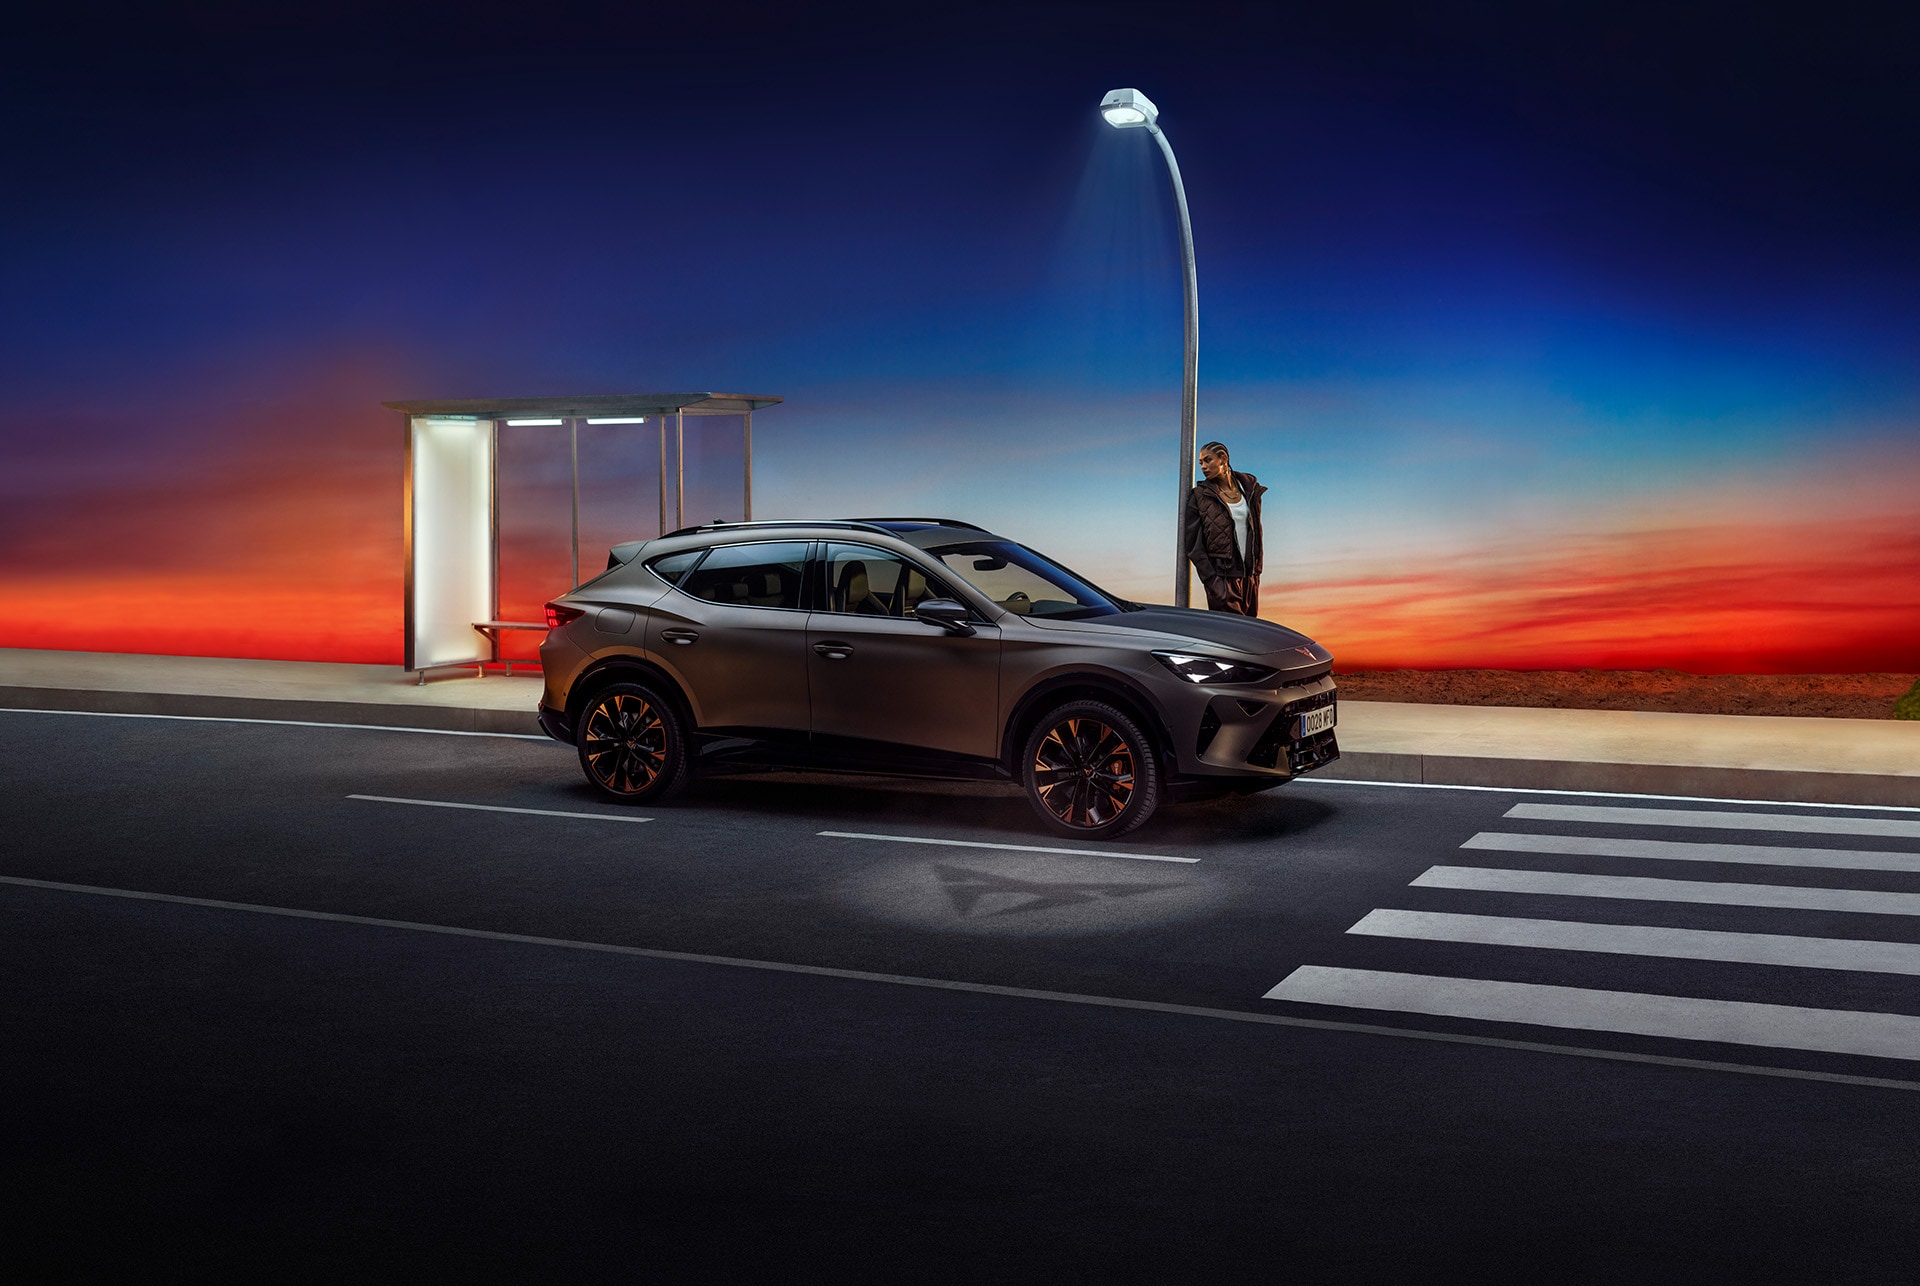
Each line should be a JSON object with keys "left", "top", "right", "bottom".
{"left": 487, "top": 419, "right": 501, "bottom": 668}
{"left": 658, "top": 417, "right": 667, "bottom": 536}
{"left": 568, "top": 417, "right": 580, "bottom": 588}
{"left": 743, "top": 410, "right": 753, "bottom": 521}
{"left": 675, "top": 409, "right": 686, "bottom": 531}
{"left": 1148, "top": 121, "right": 1200, "bottom": 609}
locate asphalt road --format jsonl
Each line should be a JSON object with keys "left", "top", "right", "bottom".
{"left": 6, "top": 708, "right": 1920, "bottom": 1280}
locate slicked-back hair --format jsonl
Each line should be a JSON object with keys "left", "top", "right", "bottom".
{"left": 1200, "top": 440, "right": 1230, "bottom": 460}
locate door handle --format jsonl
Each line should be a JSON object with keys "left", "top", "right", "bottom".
{"left": 813, "top": 642, "right": 853, "bottom": 660}
{"left": 661, "top": 629, "right": 699, "bottom": 645}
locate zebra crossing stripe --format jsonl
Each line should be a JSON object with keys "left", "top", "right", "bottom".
{"left": 1348, "top": 908, "right": 1920, "bottom": 976}
{"left": 1413, "top": 866, "right": 1920, "bottom": 916}
{"left": 1504, "top": 803, "right": 1920, "bottom": 839}
{"left": 1264, "top": 966, "right": 1920, "bottom": 1062}
{"left": 1462, "top": 831, "right": 1920, "bottom": 874}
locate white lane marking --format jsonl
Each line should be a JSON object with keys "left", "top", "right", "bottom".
{"left": 1349, "top": 908, "right": 1920, "bottom": 976}
{"left": 348, "top": 795, "right": 651, "bottom": 823}
{"left": 816, "top": 831, "right": 1197, "bottom": 864}
{"left": 0, "top": 707, "right": 549, "bottom": 740}
{"left": 1464, "top": 831, "right": 1920, "bottom": 874}
{"left": 1506, "top": 802, "right": 1920, "bottom": 839}
{"left": 1264, "top": 966, "right": 1920, "bottom": 1063}
{"left": 1415, "top": 865, "right": 1920, "bottom": 917}
{"left": 4, "top": 874, "right": 1916, "bottom": 1094}
{"left": 1302, "top": 777, "right": 1920, "bottom": 814}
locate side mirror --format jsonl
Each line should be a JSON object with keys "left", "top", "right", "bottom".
{"left": 913, "top": 599, "right": 975, "bottom": 636}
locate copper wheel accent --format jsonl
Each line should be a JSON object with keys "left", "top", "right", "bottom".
{"left": 580, "top": 691, "right": 668, "bottom": 795}
{"left": 1031, "top": 716, "right": 1137, "bottom": 830}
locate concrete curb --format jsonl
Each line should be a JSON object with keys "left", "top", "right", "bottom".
{"left": 1322, "top": 751, "right": 1920, "bottom": 807}
{"left": 0, "top": 686, "right": 544, "bottom": 737}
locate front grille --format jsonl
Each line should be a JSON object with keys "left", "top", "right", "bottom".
{"left": 1287, "top": 729, "right": 1340, "bottom": 775}
{"left": 1245, "top": 690, "right": 1338, "bottom": 770}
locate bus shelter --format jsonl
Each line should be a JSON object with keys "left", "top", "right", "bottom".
{"left": 387, "top": 392, "right": 782, "bottom": 680}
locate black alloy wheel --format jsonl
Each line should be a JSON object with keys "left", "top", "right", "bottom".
{"left": 576, "top": 682, "right": 690, "bottom": 803}
{"left": 1021, "top": 699, "right": 1161, "bottom": 839}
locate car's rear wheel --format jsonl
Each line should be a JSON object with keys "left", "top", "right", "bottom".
{"left": 1020, "top": 700, "right": 1160, "bottom": 839}
{"left": 576, "top": 681, "right": 690, "bottom": 803}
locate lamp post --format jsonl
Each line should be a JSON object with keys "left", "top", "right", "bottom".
{"left": 1101, "top": 87, "right": 1199, "bottom": 608}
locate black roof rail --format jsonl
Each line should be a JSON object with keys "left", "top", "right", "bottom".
{"left": 660, "top": 518, "right": 895, "bottom": 539}
{"left": 850, "top": 517, "right": 989, "bottom": 532}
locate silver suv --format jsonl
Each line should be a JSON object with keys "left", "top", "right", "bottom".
{"left": 536, "top": 519, "right": 1337, "bottom": 838}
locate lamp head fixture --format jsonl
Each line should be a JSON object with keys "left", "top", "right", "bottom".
{"left": 1100, "top": 87, "right": 1159, "bottom": 129}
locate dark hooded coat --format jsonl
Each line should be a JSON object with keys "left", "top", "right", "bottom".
{"left": 1186, "top": 470, "right": 1266, "bottom": 583}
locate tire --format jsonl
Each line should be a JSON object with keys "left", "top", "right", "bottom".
{"left": 575, "top": 681, "right": 691, "bottom": 804}
{"left": 1020, "top": 700, "right": 1161, "bottom": 839}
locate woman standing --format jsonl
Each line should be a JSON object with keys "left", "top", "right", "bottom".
{"left": 1184, "top": 440, "right": 1267, "bottom": 615}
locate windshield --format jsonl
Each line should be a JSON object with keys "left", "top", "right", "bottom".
{"left": 929, "top": 541, "right": 1124, "bottom": 620}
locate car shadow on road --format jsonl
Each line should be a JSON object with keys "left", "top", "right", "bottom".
{"left": 583, "top": 770, "right": 1342, "bottom": 851}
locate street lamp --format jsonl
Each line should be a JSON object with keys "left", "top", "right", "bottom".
{"left": 1101, "top": 87, "right": 1199, "bottom": 608}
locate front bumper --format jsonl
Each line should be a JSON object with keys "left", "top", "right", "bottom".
{"left": 1166, "top": 673, "right": 1340, "bottom": 780}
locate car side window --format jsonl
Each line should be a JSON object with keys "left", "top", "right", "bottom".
{"left": 646, "top": 549, "right": 706, "bottom": 587}
{"left": 676, "top": 542, "right": 809, "bottom": 610}
{"left": 820, "top": 543, "right": 959, "bottom": 618}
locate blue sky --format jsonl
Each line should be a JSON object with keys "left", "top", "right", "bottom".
{"left": 2, "top": 1, "right": 1916, "bottom": 667}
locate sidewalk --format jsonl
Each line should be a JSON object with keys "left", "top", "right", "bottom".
{"left": 4, "top": 648, "right": 1917, "bottom": 806}
{"left": 1326, "top": 702, "right": 1920, "bottom": 807}
{"left": 0, "top": 648, "right": 543, "bottom": 735}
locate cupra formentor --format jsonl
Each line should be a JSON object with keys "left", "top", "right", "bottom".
{"left": 536, "top": 518, "right": 1338, "bottom": 838}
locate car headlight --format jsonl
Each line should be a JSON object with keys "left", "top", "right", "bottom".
{"left": 1151, "top": 651, "right": 1278, "bottom": 686}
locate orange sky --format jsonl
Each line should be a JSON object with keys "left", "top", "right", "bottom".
{"left": 1, "top": 404, "right": 1914, "bottom": 673}
{"left": 3, "top": 503, "right": 1914, "bottom": 673}
{"left": 1269, "top": 512, "right": 1920, "bottom": 672}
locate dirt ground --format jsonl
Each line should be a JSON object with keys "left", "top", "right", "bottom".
{"left": 1334, "top": 670, "right": 1920, "bottom": 720}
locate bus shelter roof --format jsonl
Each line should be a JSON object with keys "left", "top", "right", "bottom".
{"left": 383, "top": 392, "right": 782, "bottom": 418}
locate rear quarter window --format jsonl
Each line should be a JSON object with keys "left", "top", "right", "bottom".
{"left": 646, "top": 549, "right": 706, "bottom": 586}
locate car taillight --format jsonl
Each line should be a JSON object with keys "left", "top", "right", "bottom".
{"left": 545, "top": 602, "right": 586, "bottom": 629}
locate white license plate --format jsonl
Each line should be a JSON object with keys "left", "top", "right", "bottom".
{"left": 1298, "top": 706, "right": 1336, "bottom": 737}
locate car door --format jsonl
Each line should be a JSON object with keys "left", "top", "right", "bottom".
{"left": 807, "top": 541, "right": 1001, "bottom": 759}
{"left": 645, "top": 540, "right": 812, "bottom": 735}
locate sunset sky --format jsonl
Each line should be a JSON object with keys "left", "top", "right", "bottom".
{"left": 2, "top": 2, "right": 1916, "bottom": 671}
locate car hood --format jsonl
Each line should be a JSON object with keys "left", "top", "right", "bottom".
{"left": 1026, "top": 606, "right": 1330, "bottom": 663}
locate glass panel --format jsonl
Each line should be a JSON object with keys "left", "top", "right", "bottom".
{"left": 677, "top": 413, "right": 747, "bottom": 527}
{"left": 928, "top": 540, "right": 1121, "bottom": 620}
{"left": 821, "top": 543, "right": 957, "bottom": 617}
{"left": 578, "top": 417, "right": 666, "bottom": 548}
{"left": 646, "top": 549, "right": 705, "bottom": 587}
{"left": 495, "top": 420, "right": 574, "bottom": 641}
{"left": 677, "top": 541, "right": 808, "bottom": 610}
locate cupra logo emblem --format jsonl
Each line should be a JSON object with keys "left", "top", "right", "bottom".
{"left": 842, "top": 852, "right": 1224, "bottom": 937}
{"left": 1294, "top": 646, "right": 1318, "bottom": 659}
{"left": 934, "top": 863, "right": 1183, "bottom": 918}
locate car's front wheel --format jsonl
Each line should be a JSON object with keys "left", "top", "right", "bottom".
{"left": 1020, "top": 700, "right": 1160, "bottom": 839}
{"left": 576, "top": 681, "right": 690, "bottom": 803}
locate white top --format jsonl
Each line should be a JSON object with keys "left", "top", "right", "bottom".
{"left": 1225, "top": 494, "right": 1250, "bottom": 563}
